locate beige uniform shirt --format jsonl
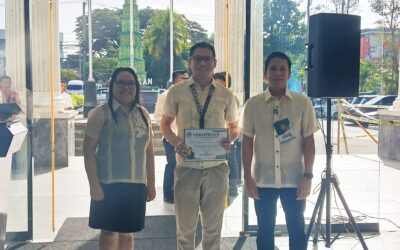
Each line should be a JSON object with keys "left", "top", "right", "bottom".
{"left": 241, "top": 89, "right": 319, "bottom": 188}
{"left": 60, "top": 92, "right": 73, "bottom": 109}
{"left": 163, "top": 77, "right": 239, "bottom": 169}
{"left": 85, "top": 100, "right": 153, "bottom": 184}
{"left": 154, "top": 89, "right": 177, "bottom": 132}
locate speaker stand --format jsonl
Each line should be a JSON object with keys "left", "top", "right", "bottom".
{"left": 306, "top": 98, "right": 368, "bottom": 249}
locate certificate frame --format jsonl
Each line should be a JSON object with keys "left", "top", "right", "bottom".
{"left": 183, "top": 128, "right": 228, "bottom": 162}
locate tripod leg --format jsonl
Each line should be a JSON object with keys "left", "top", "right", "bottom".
{"left": 332, "top": 179, "right": 369, "bottom": 250}
{"left": 313, "top": 190, "right": 326, "bottom": 244}
{"left": 306, "top": 178, "right": 327, "bottom": 242}
{"left": 337, "top": 111, "right": 341, "bottom": 154}
{"left": 339, "top": 115, "right": 349, "bottom": 154}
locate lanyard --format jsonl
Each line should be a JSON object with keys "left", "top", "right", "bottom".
{"left": 190, "top": 84, "right": 215, "bottom": 129}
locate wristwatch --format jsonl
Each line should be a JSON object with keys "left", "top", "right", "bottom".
{"left": 303, "top": 172, "right": 313, "bottom": 179}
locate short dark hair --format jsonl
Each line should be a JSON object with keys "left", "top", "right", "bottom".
{"left": 213, "top": 72, "right": 232, "bottom": 88}
{"left": 61, "top": 80, "right": 66, "bottom": 84}
{"left": 264, "top": 51, "right": 292, "bottom": 72}
{"left": 172, "top": 70, "right": 188, "bottom": 84}
{"left": 189, "top": 42, "right": 216, "bottom": 58}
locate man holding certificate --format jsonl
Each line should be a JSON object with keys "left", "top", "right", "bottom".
{"left": 160, "top": 42, "right": 239, "bottom": 250}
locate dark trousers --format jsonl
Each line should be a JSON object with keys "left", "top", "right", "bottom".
{"left": 254, "top": 188, "right": 307, "bottom": 250}
{"left": 227, "top": 138, "right": 241, "bottom": 196}
{"left": 163, "top": 138, "right": 176, "bottom": 199}
{"left": 234, "top": 139, "right": 242, "bottom": 180}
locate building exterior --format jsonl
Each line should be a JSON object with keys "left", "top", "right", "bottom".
{"left": 360, "top": 28, "right": 400, "bottom": 62}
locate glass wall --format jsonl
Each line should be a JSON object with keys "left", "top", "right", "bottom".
{"left": 3, "top": 0, "right": 398, "bottom": 247}
{"left": 244, "top": 0, "right": 389, "bottom": 236}
{"left": 2, "top": 0, "right": 31, "bottom": 241}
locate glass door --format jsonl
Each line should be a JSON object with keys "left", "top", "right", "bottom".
{"left": 2, "top": 0, "right": 33, "bottom": 242}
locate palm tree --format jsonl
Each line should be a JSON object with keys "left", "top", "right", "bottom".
{"left": 144, "top": 9, "right": 190, "bottom": 86}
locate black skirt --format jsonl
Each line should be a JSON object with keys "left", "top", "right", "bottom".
{"left": 89, "top": 183, "right": 147, "bottom": 233}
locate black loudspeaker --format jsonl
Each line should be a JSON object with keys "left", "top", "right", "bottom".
{"left": 307, "top": 13, "right": 361, "bottom": 98}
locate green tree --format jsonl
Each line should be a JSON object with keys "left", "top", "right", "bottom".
{"left": 359, "top": 59, "right": 381, "bottom": 93}
{"left": 72, "top": 6, "right": 210, "bottom": 86}
{"left": 138, "top": 7, "right": 157, "bottom": 30}
{"left": 138, "top": 7, "right": 211, "bottom": 44}
{"left": 92, "top": 57, "right": 118, "bottom": 83}
{"left": 381, "top": 58, "right": 399, "bottom": 94}
{"left": 369, "top": 0, "right": 400, "bottom": 95}
{"left": 143, "top": 9, "right": 190, "bottom": 86}
{"left": 61, "top": 54, "right": 82, "bottom": 71}
{"left": 60, "top": 69, "right": 79, "bottom": 83}
{"left": 75, "top": 8, "right": 122, "bottom": 58}
{"left": 263, "top": 0, "right": 307, "bottom": 88}
{"left": 329, "top": 0, "right": 359, "bottom": 14}
{"left": 307, "top": 0, "right": 359, "bottom": 17}
{"left": 184, "top": 17, "right": 212, "bottom": 44}
{"left": 263, "top": 0, "right": 307, "bottom": 57}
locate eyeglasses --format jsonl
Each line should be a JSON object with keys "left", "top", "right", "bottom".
{"left": 190, "top": 55, "right": 215, "bottom": 64}
{"left": 115, "top": 80, "right": 136, "bottom": 88}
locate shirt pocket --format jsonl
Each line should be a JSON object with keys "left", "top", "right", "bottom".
{"left": 206, "top": 96, "right": 226, "bottom": 126}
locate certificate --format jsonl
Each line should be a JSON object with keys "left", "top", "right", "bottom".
{"left": 184, "top": 128, "right": 228, "bottom": 162}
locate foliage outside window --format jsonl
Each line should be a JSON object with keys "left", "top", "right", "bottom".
{"left": 264, "top": 0, "right": 399, "bottom": 95}
{"left": 68, "top": 6, "right": 212, "bottom": 88}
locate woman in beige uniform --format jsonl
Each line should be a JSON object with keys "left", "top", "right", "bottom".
{"left": 83, "top": 67, "right": 156, "bottom": 250}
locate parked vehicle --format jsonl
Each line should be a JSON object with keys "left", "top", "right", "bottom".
{"left": 66, "top": 80, "right": 84, "bottom": 95}
{"left": 141, "top": 89, "right": 159, "bottom": 113}
{"left": 312, "top": 98, "right": 328, "bottom": 118}
{"left": 96, "top": 88, "right": 109, "bottom": 105}
{"left": 350, "top": 95, "right": 376, "bottom": 105}
{"left": 312, "top": 98, "right": 350, "bottom": 119}
{"left": 344, "top": 95, "right": 397, "bottom": 127}
{"left": 360, "top": 95, "right": 397, "bottom": 112}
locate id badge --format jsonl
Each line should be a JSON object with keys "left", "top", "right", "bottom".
{"left": 273, "top": 118, "right": 296, "bottom": 143}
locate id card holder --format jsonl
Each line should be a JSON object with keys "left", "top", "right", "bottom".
{"left": 273, "top": 118, "right": 296, "bottom": 143}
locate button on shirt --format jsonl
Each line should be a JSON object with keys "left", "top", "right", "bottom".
{"left": 241, "top": 89, "right": 319, "bottom": 188}
{"left": 163, "top": 77, "right": 239, "bottom": 169}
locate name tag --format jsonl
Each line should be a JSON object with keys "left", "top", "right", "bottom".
{"left": 273, "top": 118, "right": 296, "bottom": 143}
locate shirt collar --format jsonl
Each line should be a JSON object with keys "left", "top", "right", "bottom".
{"left": 112, "top": 98, "right": 121, "bottom": 111}
{"left": 188, "top": 76, "right": 217, "bottom": 89}
{"left": 112, "top": 98, "right": 136, "bottom": 113}
{"left": 264, "top": 88, "right": 293, "bottom": 102}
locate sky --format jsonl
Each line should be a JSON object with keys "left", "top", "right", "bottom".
{"left": 0, "top": 0, "right": 382, "bottom": 54}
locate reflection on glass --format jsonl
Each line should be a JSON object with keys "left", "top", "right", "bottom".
{"left": 250, "top": 0, "right": 384, "bottom": 237}
{"left": 2, "top": 0, "right": 29, "bottom": 234}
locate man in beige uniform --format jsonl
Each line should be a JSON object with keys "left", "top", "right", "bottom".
{"left": 160, "top": 42, "right": 239, "bottom": 250}
{"left": 241, "top": 51, "right": 318, "bottom": 250}
{"left": 154, "top": 70, "right": 189, "bottom": 203}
